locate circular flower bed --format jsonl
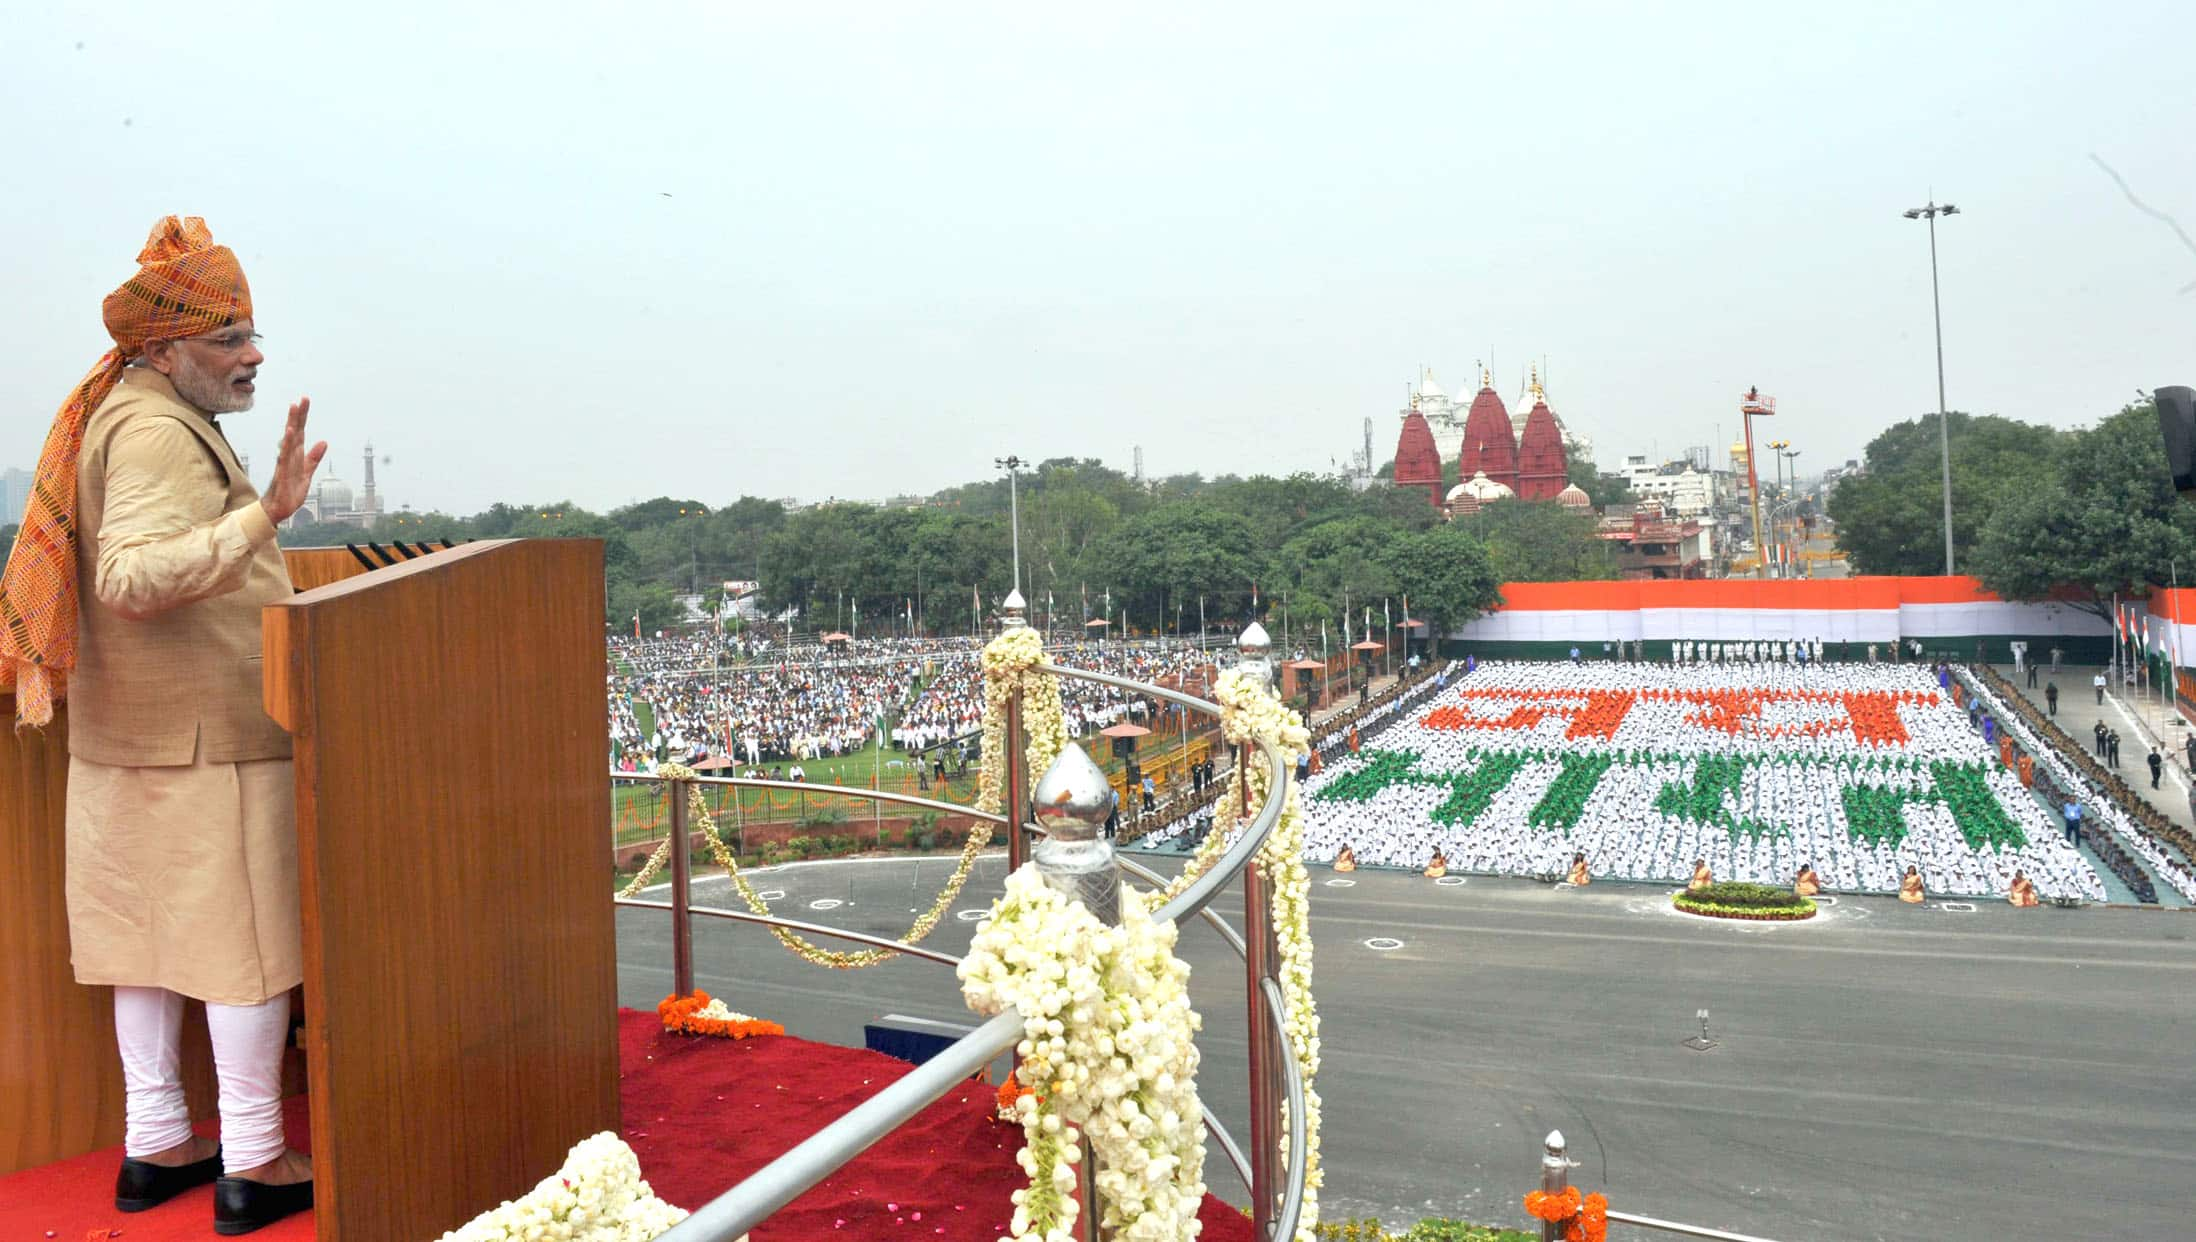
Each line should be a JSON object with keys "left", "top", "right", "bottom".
{"left": 1672, "top": 880, "right": 1817, "bottom": 922}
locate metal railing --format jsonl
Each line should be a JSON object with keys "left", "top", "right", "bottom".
{"left": 614, "top": 629, "right": 1309, "bottom": 1241}
{"left": 1537, "top": 1131, "right": 1785, "bottom": 1242}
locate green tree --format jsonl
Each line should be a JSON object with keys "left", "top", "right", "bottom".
{"left": 609, "top": 496, "right": 714, "bottom": 531}
{"left": 610, "top": 581, "right": 686, "bottom": 635}
{"left": 1971, "top": 401, "right": 2196, "bottom": 620}
{"left": 1826, "top": 412, "right": 2061, "bottom": 575}
{"left": 1566, "top": 456, "right": 1632, "bottom": 508}
{"left": 1375, "top": 525, "right": 1503, "bottom": 641}
{"left": 1466, "top": 501, "right": 1618, "bottom": 581}
{"left": 1093, "top": 504, "right": 1266, "bottom": 632}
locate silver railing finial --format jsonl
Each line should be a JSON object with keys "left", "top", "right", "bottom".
{"left": 1238, "top": 620, "right": 1274, "bottom": 686}
{"left": 1030, "top": 741, "right": 1120, "bottom": 925}
{"left": 1001, "top": 587, "right": 1028, "bottom": 629}
{"left": 1541, "top": 1130, "right": 1573, "bottom": 1242}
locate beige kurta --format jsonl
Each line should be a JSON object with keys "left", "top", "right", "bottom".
{"left": 64, "top": 368, "right": 299, "bottom": 1006}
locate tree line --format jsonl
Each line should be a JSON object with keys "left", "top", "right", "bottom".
{"left": 262, "top": 457, "right": 1629, "bottom": 637}
{"left": 1826, "top": 399, "right": 2194, "bottom": 618}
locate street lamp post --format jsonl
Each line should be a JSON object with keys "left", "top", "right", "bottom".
{"left": 1905, "top": 200, "right": 1961, "bottom": 575}
{"left": 1781, "top": 449, "right": 1802, "bottom": 575}
{"left": 1764, "top": 439, "right": 1792, "bottom": 573}
{"left": 994, "top": 455, "right": 1026, "bottom": 598}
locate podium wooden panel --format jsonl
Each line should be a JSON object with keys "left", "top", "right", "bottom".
{"left": 263, "top": 538, "right": 616, "bottom": 1240}
{"left": 1, "top": 708, "right": 230, "bottom": 1175}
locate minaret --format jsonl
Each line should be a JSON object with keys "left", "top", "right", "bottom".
{"left": 359, "top": 442, "right": 381, "bottom": 528}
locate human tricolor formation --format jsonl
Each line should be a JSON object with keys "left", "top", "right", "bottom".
{"left": 1301, "top": 661, "right": 2109, "bottom": 901}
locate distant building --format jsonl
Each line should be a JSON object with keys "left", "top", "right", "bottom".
{"left": 719, "top": 579, "right": 764, "bottom": 620}
{"left": 1619, "top": 455, "right": 1720, "bottom": 518}
{"left": 1456, "top": 369, "right": 1522, "bottom": 492}
{"left": 1392, "top": 398, "right": 1444, "bottom": 507}
{"left": 1444, "top": 470, "right": 1517, "bottom": 516}
{"left": 0, "top": 466, "right": 33, "bottom": 526}
{"left": 291, "top": 443, "right": 389, "bottom": 529}
{"left": 1389, "top": 362, "right": 1580, "bottom": 510}
{"left": 1597, "top": 501, "right": 1710, "bottom": 580}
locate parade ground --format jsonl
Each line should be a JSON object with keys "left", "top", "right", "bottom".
{"left": 615, "top": 851, "right": 2196, "bottom": 1242}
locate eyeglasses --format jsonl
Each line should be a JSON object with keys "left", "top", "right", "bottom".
{"left": 184, "top": 330, "right": 263, "bottom": 353}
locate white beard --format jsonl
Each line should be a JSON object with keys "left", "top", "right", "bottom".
{"left": 167, "top": 348, "right": 254, "bottom": 414}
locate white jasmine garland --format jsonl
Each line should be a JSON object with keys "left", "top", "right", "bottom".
{"left": 436, "top": 1132, "right": 710, "bottom": 1242}
{"left": 976, "top": 626, "right": 1071, "bottom": 818}
{"left": 960, "top": 866, "right": 1208, "bottom": 1242}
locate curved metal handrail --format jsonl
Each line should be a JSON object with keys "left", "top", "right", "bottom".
{"left": 1118, "top": 854, "right": 1249, "bottom": 957}
{"left": 1263, "top": 976, "right": 1308, "bottom": 1242}
{"left": 653, "top": 659, "right": 1308, "bottom": 1241}
{"left": 613, "top": 898, "right": 966, "bottom": 969}
{"left": 612, "top": 771, "right": 1006, "bottom": 825}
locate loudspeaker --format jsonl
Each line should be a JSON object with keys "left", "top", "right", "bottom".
{"left": 2157, "top": 386, "right": 2196, "bottom": 498}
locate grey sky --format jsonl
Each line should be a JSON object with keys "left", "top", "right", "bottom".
{"left": 6, "top": 2, "right": 2192, "bottom": 516}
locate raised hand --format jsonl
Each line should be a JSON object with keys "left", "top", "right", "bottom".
{"left": 261, "top": 397, "right": 328, "bottom": 525}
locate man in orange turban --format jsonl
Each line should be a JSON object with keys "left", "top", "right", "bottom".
{"left": 0, "top": 217, "right": 325, "bottom": 1232}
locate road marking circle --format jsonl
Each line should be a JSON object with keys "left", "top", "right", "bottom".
{"left": 1363, "top": 937, "right": 1405, "bottom": 951}
{"left": 1324, "top": 878, "right": 1357, "bottom": 888}
{"left": 956, "top": 909, "right": 989, "bottom": 923}
{"left": 1434, "top": 875, "right": 1467, "bottom": 887}
{"left": 808, "top": 898, "right": 844, "bottom": 911}
{"left": 755, "top": 889, "right": 786, "bottom": 902}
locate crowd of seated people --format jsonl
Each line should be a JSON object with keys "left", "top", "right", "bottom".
{"left": 610, "top": 655, "right": 927, "bottom": 768}
{"left": 892, "top": 640, "right": 1221, "bottom": 755}
{"left": 609, "top": 632, "right": 1226, "bottom": 775}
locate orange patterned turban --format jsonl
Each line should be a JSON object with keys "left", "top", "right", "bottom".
{"left": 0, "top": 216, "right": 253, "bottom": 725}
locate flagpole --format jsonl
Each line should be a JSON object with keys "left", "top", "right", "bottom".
{"left": 2112, "top": 591, "right": 2121, "bottom": 689}
{"left": 2175, "top": 561, "right": 2186, "bottom": 722}
{"left": 1384, "top": 598, "right": 1392, "bottom": 681}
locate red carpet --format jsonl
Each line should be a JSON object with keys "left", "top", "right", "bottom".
{"left": 0, "top": 1011, "right": 1253, "bottom": 1242}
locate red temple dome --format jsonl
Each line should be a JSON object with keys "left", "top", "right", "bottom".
{"left": 1456, "top": 370, "right": 1519, "bottom": 493}
{"left": 1515, "top": 379, "right": 1570, "bottom": 500}
{"left": 1392, "top": 405, "right": 1443, "bottom": 507}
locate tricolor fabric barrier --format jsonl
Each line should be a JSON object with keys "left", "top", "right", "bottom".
{"left": 2131, "top": 589, "right": 2196, "bottom": 721}
{"left": 1448, "top": 577, "right": 2113, "bottom": 663}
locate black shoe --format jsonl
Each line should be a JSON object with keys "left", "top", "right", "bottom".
{"left": 213, "top": 1176, "right": 315, "bottom": 1236}
{"left": 115, "top": 1146, "right": 223, "bottom": 1211}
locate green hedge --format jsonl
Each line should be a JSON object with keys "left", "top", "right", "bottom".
{"left": 1684, "top": 880, "right": 1811, "bottom": 910}
{"left": 1674, "top": 890, "right": 1818, "bottom": 921}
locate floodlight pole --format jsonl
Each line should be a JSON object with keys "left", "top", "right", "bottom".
{"left": 995, "top": 455, "right": 1026, "bottom": 598}
{"left": 1906, "top": 200, "right": 1960, "bottom": 575}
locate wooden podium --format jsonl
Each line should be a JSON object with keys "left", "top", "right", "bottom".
{"left": 1, "top": 538, "right": 618, "bottom": 1241}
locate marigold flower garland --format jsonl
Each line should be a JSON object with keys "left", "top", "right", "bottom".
{"left": 616, "top": 763, "right": 992, "bottom": 969}
{"left": 436, "top": 1132, "right": 702, "bottom": 1242}
{"left": 1524, "top": 1185, "right": 1609, "bottom": 1242}
{"left": 959, "top": 866, "right": 1207, "bottom": 1242}
{"left": 995, "top": 1067, "right": 1041, "bottom": 1122}
{"left": 658, "top": 990, "right": 785, "bottom": 1040}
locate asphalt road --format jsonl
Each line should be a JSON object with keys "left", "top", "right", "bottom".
{"left": 616, "top": 853, "right": 2196, "bottom": 1241}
